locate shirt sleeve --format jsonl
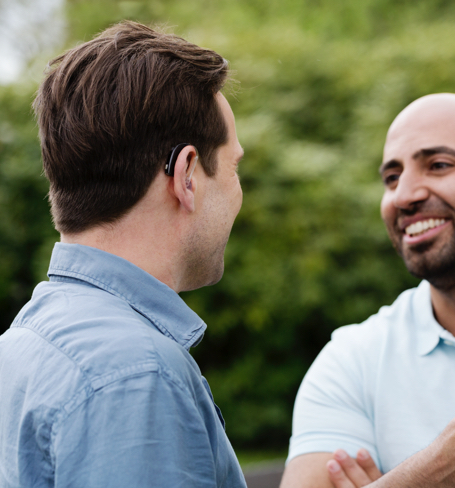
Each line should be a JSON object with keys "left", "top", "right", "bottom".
{"left": 288, "top": 326, "right": 381, "bottom": 470}
{"left": 52, "top": 369, "right": 226, "bottom": 488}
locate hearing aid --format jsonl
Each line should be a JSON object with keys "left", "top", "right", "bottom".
{"left": 164, "top": 143, "right": 190, "bottom": 176}
{"left": 165, "top": 143, "right": 198, "bottom": 191}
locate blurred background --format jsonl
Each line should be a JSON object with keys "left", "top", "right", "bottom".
{"left": 1, "top": 0, "right": 454, "bottom": 464}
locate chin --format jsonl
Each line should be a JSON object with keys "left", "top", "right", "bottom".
{"left": 206, "top": 263, "right": 225, "bottom": 287}
{"left": 183, "top": 261, "right": 224, "bottom": 292}
{"left": 402, "top": 248, "right": 455, "bottom": 290}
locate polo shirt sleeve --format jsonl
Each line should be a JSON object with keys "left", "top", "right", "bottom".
{"left": 288, "top": 324, "right": 380, "bottom": 469}
{"left": 52, "top": 369, "right": 225, "bottom": 488}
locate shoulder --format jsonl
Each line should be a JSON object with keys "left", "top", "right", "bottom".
{"left": 303, "top": 283, "right": 427, "bottom": 388}
{"left": 11, "top": 280, "right": 201, "bottom": 393}
{"left": 289, "top": 284, "right": 429, "bottom": 465}
{"left": 330, "top": 282, "right": 426, "bottom": 353}
{"left": 3, "top": 279, "right": 208, "bottom": 440}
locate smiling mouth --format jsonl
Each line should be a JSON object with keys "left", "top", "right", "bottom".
{"left": 404, "top": 218, "right": 447, "bottom": 237}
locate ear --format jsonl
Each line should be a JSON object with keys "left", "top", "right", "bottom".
{"left": 171, "top": 145, "right": 199, "bottom": 213}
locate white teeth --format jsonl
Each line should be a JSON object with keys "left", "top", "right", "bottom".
{"left": 405, "top": 219, "right": 446, "bottom": 237}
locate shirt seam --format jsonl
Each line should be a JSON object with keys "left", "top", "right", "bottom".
{"left": 11, "top": 323, "right": 93, "bottom": 386}
{"left": 10, "top": 324, "right": 167, "bottom": 469}
{"left": 11, "top": 324, "right": 168, "bottom": 394}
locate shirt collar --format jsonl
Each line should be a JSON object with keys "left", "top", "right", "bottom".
{"left": 47, "top": 243, "right": 206, "bottom": 350}
{"left": 414, "top": 280, "right": 445, "bottom": 356}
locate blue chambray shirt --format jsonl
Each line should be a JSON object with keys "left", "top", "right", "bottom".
{"left": 0, "top": 243, "right": 246, "bottom": 488}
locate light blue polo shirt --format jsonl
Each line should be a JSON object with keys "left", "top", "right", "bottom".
{"left": 0, "top": 243, "right": 246, "bottom": 488}
{"left": 288, "top": 280, "right": 455, "bottom": 473}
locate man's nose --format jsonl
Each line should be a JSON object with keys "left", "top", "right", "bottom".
{"left": 393, "top": 170, "right": 430, "bottom": 209}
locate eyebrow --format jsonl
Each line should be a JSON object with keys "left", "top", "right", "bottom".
{"left": 379, "top": 159, "right": 401, "bottom": 176}
{"left": 379, "top": 145, "right": 455, "bottom": 175}
{"left": 413, "top": 146, "right": 455, "bottom": 159}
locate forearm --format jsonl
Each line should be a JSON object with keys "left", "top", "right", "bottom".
{"left": 369, "top": 442, "right": 455, "bottom": 488}
{"left": 280, "top": 453, "right": 335, "bottom": 488}
{"left": 330, "top": 420, "right": 455, "bottom": 488}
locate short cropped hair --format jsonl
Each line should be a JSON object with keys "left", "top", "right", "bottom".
{"left": 33, "top": 21, "right": 230, "bottom": 233}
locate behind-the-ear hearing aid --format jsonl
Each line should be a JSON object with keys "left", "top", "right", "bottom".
{"left": 165, "top": 143, "right": 198, "bottom": 190}
{"left": 164, "top": 143, "right": 190, "bottom": 176}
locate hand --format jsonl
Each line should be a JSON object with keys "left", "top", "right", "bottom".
{"left": 327, "top": 449, "right": 382, "bottom": 488}
{"left": 326, "top": 419, "right": 455, "bottom": 488}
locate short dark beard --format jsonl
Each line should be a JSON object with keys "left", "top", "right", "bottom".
{"left": 402, "top": 240, "right": 455, "bottom": 291}
{"left": 386, "top": 199, "right": 455, "bottom": 292}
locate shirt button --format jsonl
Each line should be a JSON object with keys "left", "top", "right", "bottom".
{"left": 443, "top": 340, "right": 455, "bottom": 346}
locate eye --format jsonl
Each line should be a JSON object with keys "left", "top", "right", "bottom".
{"left": 382, "top": 173, "right": 400, "bottom": 187}
{"left": 431, "top": 161, "right": 453, "bottom": 170}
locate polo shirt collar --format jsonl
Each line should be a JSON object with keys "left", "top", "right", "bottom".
{"left": 414, "top": 280, "right": 445, "bottom": 356}
{"left": 47, "top": 243, "right": 206, "bottom": 350}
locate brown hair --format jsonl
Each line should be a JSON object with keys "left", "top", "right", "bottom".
{"left": 33, "top": 21, "right": 230, "bottom": 233}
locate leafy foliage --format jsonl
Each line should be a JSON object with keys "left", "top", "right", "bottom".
{"left": 3, "top": 0, "right": 455, "bottom": 450}
{"left": 0, "top": 86, "right": 58, "bottom": 327}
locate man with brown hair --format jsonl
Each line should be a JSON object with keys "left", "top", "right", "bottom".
{"left": 0, "top": 21, "right": 246, "bottom": 487}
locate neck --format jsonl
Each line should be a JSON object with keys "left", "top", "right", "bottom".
{"left": 61, "top": 230, "right": 180, "bottom": 292}
{"left": 61, "top": 182, "right": 189, "bottom": 293}
{"left": 430, "top": 284, "right": 455, "bottom": 336}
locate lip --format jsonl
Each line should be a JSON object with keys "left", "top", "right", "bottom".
{"left": 402, "top": 219, "right": 452, "bottom": 246}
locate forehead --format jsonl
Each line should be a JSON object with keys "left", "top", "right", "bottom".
{"left": 384, "top": 97, "right": 455, "bottom": 161}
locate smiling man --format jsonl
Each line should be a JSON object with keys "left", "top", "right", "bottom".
{"left": 281, "top": 93, "right": 455, "bottom": 488}
{"left": 0, "top": 21, "right": 246, "bottom": 488}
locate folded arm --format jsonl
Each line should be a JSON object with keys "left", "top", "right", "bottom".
{"left": 280, "top": 453, "right": 335, "bottom": 488}
{"left": 329, "top": 418, "right": 455, "bottom": 488}
{"left": 280, "top": 449, "right": 382, "bottom": 488}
